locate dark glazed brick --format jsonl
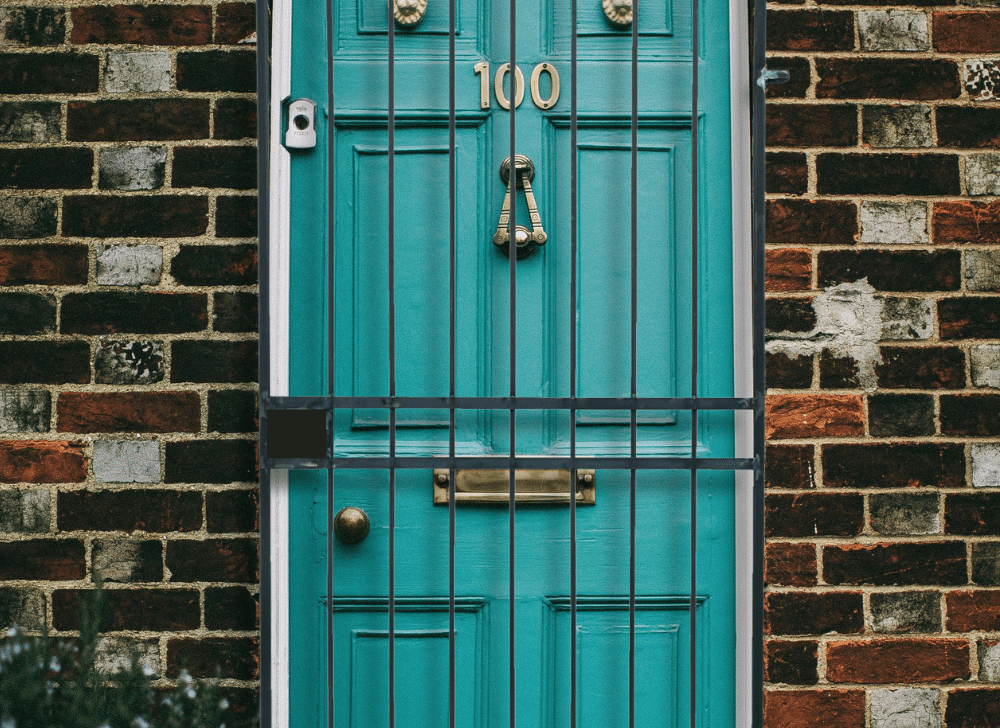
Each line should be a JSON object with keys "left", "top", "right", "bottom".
{"left": 216, "top": 4, "right": 257, "bottom": 44}
{"left": 766, "top": 57, "right": 811, "bottom": 99}
{"left": 70, "top": 6, "right": 211, "bottom": 45}
{"left": 1, "top": 7, "right": 65, "bottom": 46}
{"left": 765, "top": 592, "right": 864, "bottom": 635}
{"left": 206, "top": 587, "right": 258, "bottom": 630}
{"left": 819, "top": 353, "right": 855, "bottom": 390}
{"left": 172, "top": 146, "right": 257, "bottom": 190}
{"left": 941, "top": 395, "right": 1000, "bottom": 435}
{"left": 765, "top": 444, "right": 815, "bottom": 489}
{"left": 207, "top": 489, "right": 258, "bottom": 533}
{"left": 767, "top": 105, "right": 857, "bottom": 147}
{"left": 167, "top": 539, "right": 258, "bottom": 583}
{"left": 216, "top": 196, "right": 258, "bottom": 238}
{"left": 63, "top": 196, "right": 208, "bottom": 238}
{"left": 172, "top": 340, "right": 257, "bottom": 383}
{"left": 816, "top": 59, "right": 961, "bottom": 100}
{"left": 177, "top": 51, "right": 256, "bottom": 92}
{"left": 940, "top": 298, "right": 1000, "bottom": 339}
{"left": 53, "top": 589, "right": 199, "bottom": 631}
{"left": 0, "top": 149, "right": 92, "bottom": 190}
{"left": 823, "top": 444, "right": 965, "bottom": 488}
{"left": 946, "top": 492, "right": 1000, "bottom": 535}
{"left": 214, "top": 292, "right": 258, "bottom": 333}
{"left": 877, "top": 346, "right": 965, "bottom": 389}
{"left": 208, "top": 389, "right": 257, "bottom": 433}
{"left": 935, "top": 11, "right": 1000, "bottom": 52}
{"left": 0, "top": 342, "right": 90, "bottom": 384}
{"left": 765, "top": 543, "right": 818, "bottom": 586}
{"left": 58, "top": 490, "right": 202, "bottom": 533}
{"left": 0, "top": 245, "right": 88, "bottom": 285}
{"left": 68, "top": 100, "right": 209, "bottom": 142}
{"left": 766, "top": 200, "right": 858, "bottom": 245}
{"left": 818, "top": 250, "right": 959, "bottom": 291}
{"left": 766, "top": 153, "right": 807, "bottom": 195}
{"left": 938, "top": 108, "right": 1000, "bottom": 148}
{"left": 61, "top": 292, "right": 207, "bottom": 334}
{"left": 816, "top": 154, "right": 960, "bottom": 196}
{"left": 0, "top": 102, "right": 61, "bottom": 143}
{"left": 0, "top": 293, "right": 54, "bottom": 334}
{"left": 946, "top": 690, "right": 1000, "bottom": 728}
{"left": 870, "top": 592, "right": 941, "bottom": 633}
{"left": 767, "top": 10, "right": 854, "bottom": 51}
{"left": 0, "top": 197, "right": 57, "bottom": 239}
{"left": 766, "top": 352, "right": 813, "bottom": 389}
{"left": 165, "top": 440, "right": 257, "bottom": 484}
{"left": 764, "top": 641, "right": 818, "bottom": 685}
{"left": 168, "top": 638, "right": 259, "bottom": 679}
{"left": 868, "top": 395, "right": 935, "bottom": 436}
{"left": 0, "top": 54, "right": 98, "bottom": 95}
{"left": 215, "top": 98, "right": 257, "bottom": 140}
{"left": 0, "top": 540, "right": 84, "bottom": 581}
{"left": 172, "top": 244, "right": 257, "bottom": 286}
{"left": 766, "top": 298, "right": 816, "bottom": 334}
{"left": 823, "top": 542, "right": 966, "bottom": 585}
{"left": 56, "top": 391, "right": 200, "bottom": 434}
{"left": 766, "top": 494, "right": 864, "bottom": 537}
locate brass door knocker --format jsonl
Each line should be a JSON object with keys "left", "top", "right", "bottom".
{"left": 493, "top": 155, "right": 547, "bottom": 259}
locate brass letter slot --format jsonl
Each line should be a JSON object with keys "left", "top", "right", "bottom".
{"left": 433, "top": 469, "right": 595, "bottom": 505}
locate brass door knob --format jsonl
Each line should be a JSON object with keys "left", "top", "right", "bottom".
{"left": 334, "top": 507, "right": 370, "bottom": 544}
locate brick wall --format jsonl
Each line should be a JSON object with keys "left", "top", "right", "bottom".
{"left": 0, "top": 1, "right": 259, "bottom": 716}
{"left": 764, "top": 0, "right": 1000, "bottom": 725}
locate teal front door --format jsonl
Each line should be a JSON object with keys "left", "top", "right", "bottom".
{"left": 275, "top": 0, "right": 746, "bottom": 724}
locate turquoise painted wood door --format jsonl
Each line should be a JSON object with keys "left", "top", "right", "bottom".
{"left": 283, "top": 0, "right": 738, "bottom": 724}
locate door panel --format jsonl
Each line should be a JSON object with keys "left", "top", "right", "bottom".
{"left": 284, "top": 0, "right": 737, "bottom": 722}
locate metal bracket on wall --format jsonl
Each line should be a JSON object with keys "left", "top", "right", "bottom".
{"left": 757, "top": 68, "right": 790, "bottom": 88}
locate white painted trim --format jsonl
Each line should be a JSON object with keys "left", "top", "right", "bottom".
{"left": 268, "top": 0, "right": 293, "bottom": 720}
{"left": 729, "top": 0, "right": 755, "bottom": 721}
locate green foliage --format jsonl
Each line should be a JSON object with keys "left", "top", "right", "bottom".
{"left": 0, "top": 589, "right": 255, "bottom": 728}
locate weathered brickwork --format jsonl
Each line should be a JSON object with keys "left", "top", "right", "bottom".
{"left": 0, "top": 1, "right": 258, "bottom": 718}
{"left": 766, "top": 0, "right": 1000, "bottom": 723}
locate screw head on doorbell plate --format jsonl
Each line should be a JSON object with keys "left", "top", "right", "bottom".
{"left": 284, "top": 98, "right": 317, "bottom": 150}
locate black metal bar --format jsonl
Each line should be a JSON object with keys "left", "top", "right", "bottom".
{"left": 569, "top": 0, "right": 578, "bottom": 723}
{"left": 264, "top": 395, "right": 754, "bottom": 411}
{"left": 629, "top": 5, "right": 639, "bottom": 727}
{"left": 387, "top": 2, "right": 397, "bottom": 726}
{"left": 690, "top": 0, "right": 701, "bottom": 714}
{"left": 448, "top": 0, "right": 458, "bottom": 724}
{"left": 325, "top": 0, "right": 337, "bottom": 723}
{"left": 508, "top": 3, "right": 517, "bottom": 726}
{"left": 267, "top": 455, "right": 756, "bottom": 471}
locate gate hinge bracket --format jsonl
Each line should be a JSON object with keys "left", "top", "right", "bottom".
{"left": 757, "top": 68, "right": 790, "bottom": 89}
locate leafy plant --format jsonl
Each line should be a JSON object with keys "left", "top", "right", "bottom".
{"left": 0, "top": 589, "right": 255, "bottom": 728}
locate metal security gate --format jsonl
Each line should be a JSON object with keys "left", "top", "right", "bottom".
{"left": 256, "top": 0, "right": 772, "bottom": 722}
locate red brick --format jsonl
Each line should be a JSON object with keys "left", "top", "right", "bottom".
{"left": 934, "top": 200, "right": 1000, "bottom": 244}
{"left": 946, "top": 689, "right": 1000, "bottom": 728}
{"left": 876, "top": 346, "right": 966, "bottom": 389}
{"left": 60, "top": 292, "right": 208, "bottom": 334}
{"left": 766, "top": 57, "right": 812, "bottom": 99}
{"left": 67, "top": 100, "right": 209, "bottom": 142}
{"left": 816, "top": 59, "right": 961, "bottom": 100}
{"left": 766, "top": 104, "right": 857, "bottom": 147}
{"left": 767, "top": 10, "right": 855, "bottom": 51}
{"left": 946, "top": 492, "right": 1000, "bottom": 535}
{"left": 823, "top": 542, "right": 967, "bottom": 586}
{"left": 56, "top": 392, "right": 200, "bottom": 433}
{"left": 765, "top": 592, "right": 863, "bottom": 635}
{"left": 765, "top": 543, "right": 817, "bottom": 587}
{"left": 938, "top": 108, "right": 1000, "bottom": 148}
{"left": 946, "top": 590, "right": 1000, "bottom": 631}
{"left": 171, "top": 244, "right": 257, "bottom": 286}
{"left": 63, "top": 196, "right": 209, "bottom": 239}
{"left": 934, "top": 12, "right": 1000, "bottom": 52}
{"left": 765, "top": 395, "right": 864, "bottom": 439}
{"left": 765, "top": 249, "right": 811, "bottom": 292}
{"left": 216, "top": 3, "right": 256, "bottom": 44}
{"left": 764, "top": 640, "right": 818, "bottom": 684}
{"left": 766, "top": 444, "right": 816, "bottom": 489}
{"left": 940, "top": 298, "right": 1000, "bottom": 340}
{"left": 763, "top": 690, "right": 865, "bottom": 728}
{"left": 819, "top": 249, "right": 960, "bottom": 291}
{"left": 767, "top": 352, "right": 813, "bottom": 389}
{"left": 58, "top": 490, "right": 202, "bottom": 533}
{"left": 941, "top": 394, "right": 1000, "bottom": 435}
{"left": 0, "top": 539, "right": 85, "bottom": 580}
{"left": 766, "top": 152, "right": 807, "bottom": 195}
{"left": 766, "top": 297, "right": 816, "bottom": 333}
{"left": 0, "top": 245, "right": 88, "bottom": 286}
{"left": 766, "top": 494, "right": 864, "bottom": 537}
{"left": 167, "top": 637, "right": 259, "bottom": 679}
{"left": 53, "top": 588, "right": 200, "bottom": 631}
{"left": 167, "top": 538, "right": 258, "bottom": 582}
{"left": 766, "top": 200, "right": 858, "bottom": 245}
{"left": 823, "top": 444, "right": 965, "bottom": 489}
{"left": 0, "top": 440, "right": 86, "bottom": 483}
{"left": 70, "top": 5, "right": 211, "bottom": 45}
{"left": 826, "top": 639, "right": 970, "bottom": 683}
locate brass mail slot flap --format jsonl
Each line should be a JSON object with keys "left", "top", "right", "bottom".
{"left": 433, "top": 469, "right": 595, "bottom": 505}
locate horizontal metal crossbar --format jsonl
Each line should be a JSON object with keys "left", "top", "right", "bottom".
{"left": 263, "top": 455, "right": 756, "bottom": 471}
{"left": 262, "top": 394, "right": 757, "bottom": 412}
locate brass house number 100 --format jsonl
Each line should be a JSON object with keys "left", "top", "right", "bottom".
{"left": 474, "top": 62, "right": 561, "bottom": 110}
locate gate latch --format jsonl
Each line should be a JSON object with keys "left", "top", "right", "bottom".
{"left": 493, "top": 155, "right": 547, "bottom": 259}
